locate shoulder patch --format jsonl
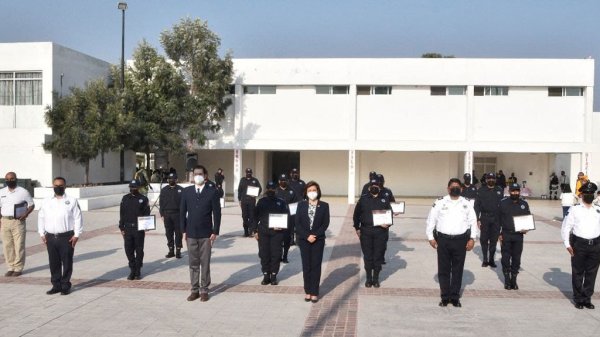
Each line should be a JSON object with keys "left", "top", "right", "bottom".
{"left": 65, "top": 200, "right": 70, "bottom": 205}
{"left": 139, "top": 199, "right": 143, "bottom": 203}
{"left": 289, "top": 190, "right": 293, "bottom": 194}
{"left": 520, "top": 205, "right": 525, "bottom": 209}
{"left": 381, "top": 199, "right": 386, "bottom": 203}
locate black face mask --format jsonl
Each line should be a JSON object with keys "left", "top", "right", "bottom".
{"left": 510, "top": 194, "right": 520, "bottom": 201}
{"left": 246, "top": 174, "right": 252, "bottom": 179}
{"left": 6, "top": 180, "right": 17, "bottom": 189}
{"left": 449, "top": 187, "right": 461, "bottom": 197}
{"left": 168, "top": 181, "right": 176, "bottom": 186}
{"left": 583, "top": 194, "right": 595, "bottom": 204}
{"left": 53, "top": 186, "right": 65, "bottom": 196}
{"left": 130, "top": 189, "right": 139, "bottom": 195}
{"left": 369, "top": 186, "right": 380, "bottom": 195}
{"left": 487, "top": 181, "right": 495, "bottom": 187}
{"left": 266, "top": 190, "right": 275, "bottom": 197}
{"left": 279, "top": 182, "right": 287, "bottom": 188}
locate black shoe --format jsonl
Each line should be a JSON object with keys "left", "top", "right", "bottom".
{"left": 503, "top": 272, "right": 512, "bottom": 290}
{"left": 60, "top": 289, "right": 71, "bottom": 295}
{"left": 584, "top": 303, "right": 595, "bottom": 309}
{"left": 261, "top": 274, "right": 271, "bottom": 285}
{"left": 282, "top": 258, "right": 289, "bottom": 264}
{"left": 382, "top": 260, "right": 387, "bottom": 265}
{"left": 575, "top": 303, "right": 585, "bottom": 309}
{"left": 127, "top": 271, "right": 135, "bottom": 280}
{"left": 439, "top": 299, "right": 449, "bottom": 307}
{"left": 488, "top": 261, "right": 497, "bottom": 268}
{"left": 270, "top": 274, "right": 278, "bottom": 286}
{"left": 372, "top": 271, "right": 380, "bottom": 288}
{"left": 46, "top": 288, "right": 61, "bottom": 295}
{"left": 482, "top": 261, "right": 489, "bottom": 267}
{"left": 365, "top": 281, "right": 372, "bottom": 288}
{"left": 511, "top": 275, "right": 519, "bottom": 290}
{"left": 290, "top": 240, "right": 296, "bottom": 246}
{"left": 175, "top": 249, "right": 182, "bottom": 259}
{"left": 165, "top": 249, "right": 175, "bottom": 258}
{"left": 450, "top": 299, "right": 462, "bottom": 307}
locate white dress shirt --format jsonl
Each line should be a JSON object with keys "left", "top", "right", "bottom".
{"left": 37, "top": 194, "right": 83, "bottom": 237}
{"left": 561, "top": 204, "right": 600, "bottom": 248}
{"left": 0, "top": 186, "right": 34, "bottom": 217}
{"left": 426, "top": 195, "right": 478, "bottom": 241}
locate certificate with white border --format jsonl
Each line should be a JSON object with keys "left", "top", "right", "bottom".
{"left": 246, "top": 186, "right": 260, "bottom": 197}
{"left": 220, "top": 198, "right": 225, "bottom": 208}
{"left": 268, "top": 213, "right": 288, "bottom": 229}
{"left": 372, "top": 210, "right": 393, "bottom": 226}
{"left": 391, "top": 202, "right": 405, "bottom": 214}
{"left": 137, "top": 215, "right": 156, "bottom": 231}
{"left": 288, "top": 202, "right": 298, "bottom": 216}
{"left": 513, "top": 214, "right": 535, "bottom": 231}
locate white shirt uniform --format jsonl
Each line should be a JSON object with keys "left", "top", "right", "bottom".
{"left": 561, "top": 204, "right": 600, "bottom": 248}
{"left": 37, "top": 194, "right": 83, "bottom": 237}
{"left": 0, "top": 186, "right": 34, "bottom": 217}
{"left": 426, "top": 195, "right": 478, "bottom": 241}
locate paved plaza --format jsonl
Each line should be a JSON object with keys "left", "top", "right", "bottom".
{"left": 1, "top": 197, "right": 600, "bottom": 336}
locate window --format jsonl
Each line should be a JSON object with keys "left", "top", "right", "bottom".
{"left": 430, "top": 86, "right": 446, "bottom": 96}
{"left": 357, "top": 86, "right": 392, "bottom": 95}
{"left": 0, "top": 71, "right": 42, "bottom": 105}
{"left": 448, "top": 86, "right": 466, "bottom": 95}
{"left": 357, "top": 86, "right": 370, "bottom": 95}
{"left": 243, "top": 85, "right": 276, "bottom": 95}
{"left": 474, "top": 86, "right": 508, "bottom": 96}
{"left": 315, "top": 85, "right": 349, "bottom": 95}
{"left": 228, "top": 85, "right": 236, "bottom": 95}
{"left": 430, "top": 86, "right": 466, "bottom": 96}
{"left": 548, "top": 87, "right": 563, "bottom": 97}
{"left": 548, "top": 87, "right": 584, "bottom": 97}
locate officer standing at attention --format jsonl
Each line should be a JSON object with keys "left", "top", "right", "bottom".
{"left": 498, "top": 183, "right": 531, "bottom": 290}
{"left": 354, "top": 178, "right": 392, "bottom": 288}
{"left": 376, "top": 174, "right": 396, "bottom": 265}
{"left": 288, "top": 168, "right": 306, "bottom": 201}
{"left": 361, "top": 171, "right": 377, "bottom": 196}
{"left": 475, "top": 173, "right": 504, "bottom": 268}
{"left": 159, "top": 173, "right": 184, "bottom": 259}
{"left": 561, "top": 182, "right": 600, "bottom": 309}
{"left": 461, "top": 173, "right": 478, "bottom": 201}
{"left": 238, "top": 168, "right": 262, "bottom": 237}
{"left": 214, "top": 168, "right": 225, "bottom": 198}
{"left": 275, "top": 174, "right": 299, "bottom": 263}
{"left": 252, "top": 181, "right": 288, "bottom": 286}
{"left": 119, "top": 180, "right": 150, "bottom": 280}
{"left": 426, "top": 178, "right": 478, "bottom": 307}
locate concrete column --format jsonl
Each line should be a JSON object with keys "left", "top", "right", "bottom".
{"left": 464, "top": 151, "right": 473, "bottom": 177}
{"left": 233, "top": 149, "right": 242, "bottom": 201}
{"left": 348, "top": 149, "right": 356, "bottom": 204}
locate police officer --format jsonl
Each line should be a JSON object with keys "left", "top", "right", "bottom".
{"left": 238, "top": 168, "right": 262, "bottom": 237}
{"left": 252, "top": 181, "right": 288, "bottom": 286}
{"left": 275, "top": 174, "right": 299, "bottom": 263}
{"left": 159, "top": 173, "right": 184, "bottom": 259}
{"left": 498, "top": 183, "right": 531, "bottom": 290}
{"left": 119, "top": 180, "right": 150, "bottom": 280}
{"left": 361, "top": 171, "right": 377, "bottom": 196}
{"left": 353, "top": 179, "right": 392, "bottom": 288}
{"left": 561, "top": 182, "right": 600, "bottom": 309}
{"left": 461, "top": 173, "right": 478, "bottom": 201}
{"left": 426, "top": 178, "right": 478, "bottom": 307}
{"left": 214, "top": 168, "right": 225, "bottom": 198}
{"left": 475, "top": 172, "right": 504, "bottom": 268}
{"left": 376, "top": 174, "right": 396, "bottom": 265}
{"left": 288, "top": 168, "right": 306, "bottom": 201}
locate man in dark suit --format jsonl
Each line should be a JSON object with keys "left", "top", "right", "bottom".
{"left": 180, "top": 165, "right": 221, "bottom": 302}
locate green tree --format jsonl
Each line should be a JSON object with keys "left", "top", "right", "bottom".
{"left": 160, "top": 17, "right": 234, "bottom": 146}
{"left": 44, "top": 79, "right": 120, "bottom": 184}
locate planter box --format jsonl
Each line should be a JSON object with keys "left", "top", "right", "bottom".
{"left": 34, "top": 184, "right": 130, "bottom": 211}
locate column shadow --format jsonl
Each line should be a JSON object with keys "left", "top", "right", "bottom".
{"left": 543, "top": 267, "right": 572, "bottom": 300}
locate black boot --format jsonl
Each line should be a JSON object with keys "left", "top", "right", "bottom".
{"left": 175, "top": 248, "right": 182, "bottom": 259}
{"left": 270, "top": 273, "right": 278, "bottom": 285}
{"left": 127, "top": 268, "right": 135, "bottom": 280}
{"left": 503, "top": 270, "right": 511, "bottom": 290}
{"left": 165, "top": 248, "right": 175, "bottom": 258}
{"left": 372, "top": 270, "right": 380, "bottom": 288}
{"left": 261, "top": 273, "right": 271, "bottom": 285}
{"left": 511, "top": 273, "right": 519, "bottom": 290}
{"left": 243, "top": 227, "right": 249, "bottom": 237}
{"left": 365, "top": 269, "right": 373, "bottom": 288}
{"left": 134, "top": 267, "right": 141, "bottom": 280}
{"left": 290, "top": 233, "right": 296, "bottom": 246}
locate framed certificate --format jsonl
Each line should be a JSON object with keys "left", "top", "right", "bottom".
{"left": 268, "top": 213, "right": 288, "bottom": 229}
{"left": 246, "top": 186, "right": 260, "bottom": 197}
{"left": 372, "top": 210, "right": 393, "bottom": 226}
{"left": 391, "top": 202, "right": 405, "bottom": 214}
{"left": 220, "top": 198, "right": 225, "bottom": 208}
{"left": 288, "top": 202, "right": 298, "bottom": 216}
{"left": 137, "top": 215, "right": 156, "bottom": 231}
{"left": 513, "top": 214, "right": 535, "bottom": 231}
{"left": 14, "top": 202, "right": 28, "bottom": 218}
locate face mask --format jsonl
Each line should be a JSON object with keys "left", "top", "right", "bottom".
{"left": 266, "top": 190, "right": 275, "bottom": 197}
{"left": 449, "top": 187, "right": 461, "bottom": 197}
{"left": 369, "top": 186, "right": 380, "bottom": 195}
{"left": 583, "top": 194, "right": 595, "bottom": 204}
{"left": 510, "top": 194, "right": 520, "bottom": 200}
{"left": 130, "top": 189, "right": 139, "bottom": 195}
{"left": 168, "top": 181, "right": 176, "bottom": 186}
{"left": 53, "top": 186, "right": 65, "bottom": 196}
{"left": 487, "top": 181, "right": 495, "bottom": 187}
{"left": 279, "top": 182, "right": 287, "bottom": 188}
{"left": 307, "top": 191, "right": 318, "bottom": 201}
{"left": 194, "top": 175, "right": 205, "bottom": 185}
{"left": 246, "top": 173, "right": 252, "bottom": 178}
{"left": 6, "top": 180, "right": 17, "bottom": 189}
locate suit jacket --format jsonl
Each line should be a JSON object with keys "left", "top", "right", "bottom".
{"left": 180, "top": 183, "right": 221, "bottom": 239}
{"left": 295, "top": 200, "right": 330, "bottom": 241}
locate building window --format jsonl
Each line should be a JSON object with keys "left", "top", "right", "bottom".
{"left": 474, "top": 86, "right": 508, "bottom": 96}
{"left": 315, "top": 85, "right": 349, "bottom": 95}
{"left": 430, "top": 86, "right": 446, "bottom": 96}
{"left": 243, "top": 85, "right": 276, "bottom": 95}
{"left": 430, "top": 86, "right": 466, "bottom": 96}
{"left": 549, "top": 87, "right": 584, "bottom": 97}
{"left": 448, "top": 86, "right": 466, "bottom": 95}
{"left": 228, "top": 85, "right": 236, "bottom": 95}
{"left": 357, "top": 86, "right": 392, "bottom": 95}
{"left": 0, "top": 71, "right": 42, "bottom": 105}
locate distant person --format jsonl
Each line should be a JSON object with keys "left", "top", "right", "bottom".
{"left": 361, "top": 171, "right": 378, "bottom": 196}
{"left": 475, "top": 173, "right": 504, "bottom": 268}
{"left": 134, "top": 166, "right": 151, "bottom": 195}
{"left": 575, "top": 172, "right": 589, "bottom": 198}
{"left": 237, "top": 168, "right": 262, "bottom": 237}
{"left": 461, "top": 173, "right": 478, "bottom": 201}
{"left": 159, "top": 173, "right": 184, "bottom": 259}
{"left": 507, "top": 172, "right": 518, "bottom": 185}
{"left": 288, "top": 168, "right": 306, "bottom": 201}
{"left": 560, "top": 185, "right": 576, "bottom": 218}
{"left": 214, "top": 168, "right": 225, "bottom": 198}
{"left": 559, "top": 171, "right": 569, "bottom": 193}
{"left": 119, "top": 180, "right": 150, "bottom": 280}
{"left": 497, "top": 170, "right": 507, "bottom": 190}
{"left": 549, "top": 172, "right": 560, "bottom": 200}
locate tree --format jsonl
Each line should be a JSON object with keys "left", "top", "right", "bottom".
{"left": 160, "top": 17, "right": 234, "bottom": 146}
{"left": 44, "top": 79, "right": 120, "bottom": 184}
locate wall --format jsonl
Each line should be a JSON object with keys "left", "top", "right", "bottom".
{"left": 300, "top": 151, "right": 348, "bottom": 196}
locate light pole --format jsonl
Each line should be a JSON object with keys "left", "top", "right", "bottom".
{"left": 118, "top": 2, "right": 127, "bottom": 182}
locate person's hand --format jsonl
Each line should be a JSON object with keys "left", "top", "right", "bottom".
{"left": 477, "top": 221, "right": 482, "bottom": 229}
{"left": 355, "top": 230, "right": 361, "bottom": 238}
{"left": 381, "top": 224, "right": 390, "bottom": 229}
{"left": 254, "top": 232, "right": 259, "bottom": 241}
{"left": 498, "top": 234, "right": 503, "bottom": 242}
{"left": 69, "top": 236, "right": 78, "bottom": 248}
{"left": 18, "top": 214, "right": 28, "bottom": 221}
{"left": 466, "top": 239, "right": 474, "bottom": 251}
{"left": 120, "top": 230, "right": 125, "bottom": 236}
{"left": 41, "top": 236, "right": 47, "bottom": 245}
{"left": 567, "top": 247, "right": 575, "bottom": 256}
{"left": 308, "top": 234, "right": 317, "bottom": 243}
{"left": 393, "top": 212, "right": 401, "bottom": 217}
{"left": 210, "top": 234, "right": 217, "bottom": 246}
{"left": 520, "top": 230, "right": 529, "bottom": 234}
{"left": 429, "top": 239, "right": 438, "bottom": 249}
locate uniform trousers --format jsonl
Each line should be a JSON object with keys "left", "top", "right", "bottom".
{"left": 480, "top": 218, "right": 500, "bottom": 261}
{"left": 501, "top": 232, "right": 524, "bottom": 274}
{"left": 123, "top": 225, "right": 145, "bottom": 270}
{"left": 45, "top": 231, "right": 75, "bottom": 291}
{"left": 359, "top": 226, "right": 387, "bottom": 272}
{"left": 436, "top": 233, "right": 468, "bottom": 301}
{"left": 163, "top": 212, "right": 182, "bottom": 249}
{"left": 298, "top": 239, "right": 325, "bottom": 295}
{"left": 258, "top": 230, "right": 284, "bottom": 274}
{"left": 282, "top": 216, "right": 296, "bottom": 258}
{"left": 0, "top": 218, "right": 26, "bottom": 272}
{"left": 240, "top": 198, "right": 256, "bottom": 235}
{"left": 571, "top": 236, "right": 600, "bottom": 304}
{"left": 187, "top": 237, "right": 212, "bottom": 294}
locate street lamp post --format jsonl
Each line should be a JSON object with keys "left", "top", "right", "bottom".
{"left": 118, "top": 2, "right": 127, "bottom": 182}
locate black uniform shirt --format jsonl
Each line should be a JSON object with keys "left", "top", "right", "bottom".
{"left": 461, "top": 185, "right": 478, "bottom": 200}
{"left": 237, "top": 177, "right": 262, "bottom": 201}
{"left": 288, "top": 179, "right": 306, "bottom": 199}
{"left": 253, "top": 195, "right": 288, "bottom": 233}
{"left": 498, "top": 197, "right": 531, "bottom": 233}
{"left": 119, "top": 193, "right": 150, "bottom": 229}
{"left": 475, "top": 185, "right": 504, "bottom": 220}
{"left": 353, "top": 193, "right": 392, "bottom": 229}
{"left": 380, "top": 187, "right": 396, "bottom": 203}
{"left": 159, "top": 184, "right": 183, "bottom": 216}
{"left": 275, "top": 187, "right": 299, "bottom": 205}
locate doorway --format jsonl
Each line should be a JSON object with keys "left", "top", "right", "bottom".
{"left": 269, "top": 151, "right": 300, "bottom": 183}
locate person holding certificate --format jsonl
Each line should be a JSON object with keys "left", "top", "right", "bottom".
{"left": 119, "top": 180, "right": 150, "bottom": 280}
{"left": 498, "top": 183, "right": 531, "bottom": 290}
{"left": 426, "top": 178, "right": 478, "bottom": 307}
{"left": 475, "top": 173, "right": 504, "bottom": 268}
{"left": 296, "top": 181, "right": 329, "bottom": 303}
{"left": 353, "top": 179, "right": 392, "bottom": 288}
{"left": 275, "top": 174, "right": 299, "bottom": 263}
{"left": 252, "top": 181, "right": 288, "bottom": 286}
{"left": 237, "top": 168, "right": 262, "bottom": 237}
{"left": 561, "top": 182, "right": 600, "bottom": 309}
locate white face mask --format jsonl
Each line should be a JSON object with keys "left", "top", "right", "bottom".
{"left": 307, "top": 191, "right": 318, "bottom": 201}
{"left": 194, "top": 175, "right": 205, "bottom": 185}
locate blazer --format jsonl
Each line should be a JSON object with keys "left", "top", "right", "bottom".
{"left": 180, "top": 183, "right": 221, "bottom": 239}
{"left": 295, "top": 200, "right": 330, "bottom": 241}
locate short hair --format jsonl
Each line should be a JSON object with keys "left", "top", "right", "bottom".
{"left": 193, "top": 165, "right": 207, "bottom": 175}
{"left": 304, "top": 180, "right": 322, "bottom": 200}
{"left": 53, "top": 176, "right": 66, "bottom": 184}
{"left": 447, "top": 178, "right": 462, "bottom": 187}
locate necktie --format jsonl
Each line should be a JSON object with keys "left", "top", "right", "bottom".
{"left": 197, "top": 188, "right": 200, "bottom": 197}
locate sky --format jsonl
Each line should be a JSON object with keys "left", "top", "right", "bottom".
{"left": 2, "top": 0, "right": 600, "bottom": 109}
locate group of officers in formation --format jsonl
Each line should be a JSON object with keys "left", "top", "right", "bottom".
{"left": 1, "top": 166, "right": 599, "bottom": 308}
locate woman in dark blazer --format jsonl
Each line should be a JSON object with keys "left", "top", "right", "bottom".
{"left": 295, "top": 181, "right": 330, "bottom": 303}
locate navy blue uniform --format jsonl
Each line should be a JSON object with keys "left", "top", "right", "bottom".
{"left": 275, "top": 187, "right": 299, "bottom": 261}
{"left": 499, "top": 197, "right": 530, "bottom": 277}
{"left": 119, "top": 193, "right": 150, "bottom": 277}
{"left": 238, "top": 177, "right": 262, "bottom": 236}
{"left": 475, "top": 185, "right": 504, "bottom": 264}
{"left": 160, "top": 184, "right": 184, "bottom": 251}
{"left": 461, "top": 185, "right": 478, "bottom": 201}
{"left": 253, "top": 195, "right": 288, "bottom": 277}
{"left": 289, "top": 179, "right": 306, "bottom": 200}
{"left": 180, "top": 183, "right": 221, "bottom": 239}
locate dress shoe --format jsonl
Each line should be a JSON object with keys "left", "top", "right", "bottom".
{"left": 304, "top": 295, "right": 311, "bottom": 302}
{"left": 290, "top": 240, "right": 296, "bottom": 246}
{"left": 481, "top": 262, "right": 489, "bottom": 267}
{"left": 4, "top": 271, "right": 14, "bottom": 277}
{"left": 282, "top": 258, "right": 289, "bottom": 264}
{"left": 365, "top": 281, "right": 373, "bottom": 288}
{"left": 450, "top": 299, "right": 462, "bottom": 307}
{"left": 382, "top": 260, "right": 387, "bottom": 265}
{"left": 270, "top": 274, "right": 279, "bottom": 286}
{"left": 60, "top": 289, "right": 71, "bottom": 296}
{"left": 12, "top": 271, "right": 22, "bottom": 277}
{"left": 200, "top": 293, "right": 209, "bottom": 302}
{"left": 187, "top": 292, "right": 200, "bottom": 301}
{"left": 175, "top": 249, "right": 182, "bottom": 259}
{"left": 439, "top": 299, "right": 449, "bottom": 307}
{"left": 584, "top": 303, "right": 595, "bottom": 309}
{"left": 127, "top": 271, "right": 135, "bottom": 280}
{"left": 165, "top": 249, "right": 175, "bottom": 258}
{"left": 575, "top": 303, "right": 584, "bottom": 309}
{"left": 488, "top": 261, "right": 497, "bottom": 268}
{"left": 46, "top": 288, "right": 61, "bottom": 295}
{"left": 261, "top": 274, "right": 271, "bottom": 285}
{"left": 310, "top": 296, "right": 319, "bottom": 303}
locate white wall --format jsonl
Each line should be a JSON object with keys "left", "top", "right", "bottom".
{"left": 300, "top": 151, "right": 348, "bottom": 196}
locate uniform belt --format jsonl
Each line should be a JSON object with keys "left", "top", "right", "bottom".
{"left": 573, "top": 235, "right": 600, "bottom": 246}
{"left": 46, "top": 230, "right": 74, "bottom": 238}
{"left": 436, "top": 231, "right": 470, "bottom": 240}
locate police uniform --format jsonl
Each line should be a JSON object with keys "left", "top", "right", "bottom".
{"left": 475, "top": 173, "right": 504, "bottom": 267}
{"left": 426, "top": 194, "right": 477, "bottom": 306}
{"left": 288, "top": 168, "right": 306, "bottom": 200}
{"left": 353, "top": 180, "right": 392, "bottom": 288}
{"left": 119, "top": 180, "right": 150, "bottom": 280}
{"left": 375, "top": 174, "right": 395, "bottom": 265}
{"left": 561, "top": 182, "right": 600, "bottom": 309}
{"left": 461, "top": 173, "right": 478, "bottom": 201}
{"left": 252, "top": 182, "right": 288, "bottom": 285}
{"left": 275, "top": 174, "right": 299, "bottom": 263}
{"left": 237, "top": 168, "right": 262, "bottom": 237}
{"left": 498, "top": 183, "right": 530, "bottom": 290}
{"left": 159, "top": 173, "right": 184, "bottom": 258}
{"left": 360, "top": 171, "right": 378, "bottom": 196}
{"left": 214, "top": 170, "right": 225, "bottom": 198}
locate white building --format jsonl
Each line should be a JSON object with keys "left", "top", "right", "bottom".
{"left": 0, "top": 42, "right": 136, "bottom": 187}
{"left": 180, "top": 58, "right": 598, "bottom": 203}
